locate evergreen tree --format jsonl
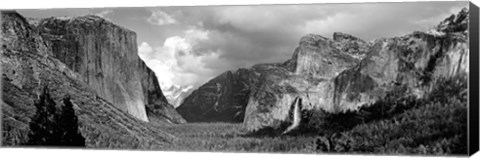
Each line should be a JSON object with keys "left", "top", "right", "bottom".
{"left": 57, "top": 96, "right": 85, "bottom": 146}
{"left": 26, "top": 87, "right": 58, "bottom": 145}
{"left": 25, "top": 87, "right": 85, "bottom": 147}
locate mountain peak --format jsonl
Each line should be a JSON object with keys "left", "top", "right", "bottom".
{"left": 299, "top": 34, "right": 329, "bottom": 46}
{"left": 436, "top": 7, "right": 469, "bottom": 33}
{"left": 333, "top": 32, "right": 360, "bottom": 42}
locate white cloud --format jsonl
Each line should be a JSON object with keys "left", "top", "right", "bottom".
{"left": 213, "top": 5, "right": 326, "bottom": 33}
{"left": 147, "top": 10, "right": 177, "bottom": 26}
{"left": 138, "top": 42, "right": 153, "bottom": 55}
{"left": 138, "top": 28, "right": 221, "bottom": 91}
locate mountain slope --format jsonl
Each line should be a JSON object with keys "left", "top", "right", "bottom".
{"left": 178, "top": 69, "right": 252, "bottom": 122}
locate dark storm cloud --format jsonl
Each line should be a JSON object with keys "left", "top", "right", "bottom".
{"left": 153, "top": 1, "right": 468, "bottom": 75}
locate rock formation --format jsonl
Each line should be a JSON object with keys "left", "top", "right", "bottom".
{"left": 333, "top": 8, "right": 469, "bottom": 113}
{"left": 1, "top": 11, "right": 181, "bottom": 147}
{"left": 243, "top": 32, "right": 364, "bottom": 131}
{"left": 177, "top": 69, "right": 252, "bottom": 122}
{"left": 24, "top": 15, "right": 185, "bottom": 123}
{"left": 179, "top": 8, "right": 470, "bottom": 133}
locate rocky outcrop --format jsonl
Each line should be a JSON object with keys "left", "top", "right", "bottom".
{"left": 332, "top": 8, "right": 469, "bottom": 113}
{"left": 177, "top": 68, "right": 252, "bottom": 122}
{"left": 1, "top": 11, "right": 176, "bottom": 147}
{"left": 332, "top": 32, "right": 371, "bottom": 59}
{"left": 28, "top": 15, "right": 184, "bottom": 123}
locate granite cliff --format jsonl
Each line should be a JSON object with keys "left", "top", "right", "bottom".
{"left": 178, "top": 8, "right": 470, "bottom": 133}
{"left": 25, "top": 14, "right": 185, "bottom": 123}
{"left": 1, "top": 11, "right": 182, "bottom": 147}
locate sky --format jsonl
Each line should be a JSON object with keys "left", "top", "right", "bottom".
{"left": 17, "top": 1, "right": 469, "bottom": 91}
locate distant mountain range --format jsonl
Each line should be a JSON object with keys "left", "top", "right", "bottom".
{"left": 163, "top": 85, "right": 194, "bottom": 108}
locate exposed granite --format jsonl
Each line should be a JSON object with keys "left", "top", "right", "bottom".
{"left": 32, "top": 15, "right": 184, "bottom": 123}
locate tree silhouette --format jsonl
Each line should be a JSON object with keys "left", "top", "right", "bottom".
{"left": 26, "top": 87, "right": 58, "bottom": 145}
{"left": 57, "top": 96, "right": 85, "bottom": 146}
{"left": 25, "top": 87, "right": 85, "bottom": 147}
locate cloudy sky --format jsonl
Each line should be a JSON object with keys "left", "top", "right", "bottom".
{"left": 17, "top": 1, "right": 468, "bottom": 90}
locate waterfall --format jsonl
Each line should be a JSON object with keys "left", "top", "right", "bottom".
{"left": 282, "top": 97, "right": 302, "bottom": 135}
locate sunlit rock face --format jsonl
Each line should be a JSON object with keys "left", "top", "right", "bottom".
{"left": 243, "top": 33, "right": 363, "bottom": 131}
{"left": 1, "top": 11, "right": 176, "bottom": 147}
{"left": 24, "top": 15, "right": 185, "bottom": 123}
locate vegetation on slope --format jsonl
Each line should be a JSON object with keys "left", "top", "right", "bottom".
{"left": 310, "top": 76, "right": 468, "bottom": 155}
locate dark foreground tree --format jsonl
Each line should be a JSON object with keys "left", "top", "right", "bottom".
{"left": 25, "top": 87, "right": 85, "bottom": 147}
{"left": 57, "top": 96, "right": 85, "bottom": 146}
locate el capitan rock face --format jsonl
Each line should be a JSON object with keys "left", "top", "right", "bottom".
{"left": 179, "top": 8, "right": 469, "bottom": 132}
{"left": 30, "top": 15, "right": 184, "bottom": 123}
{"left": 1, "top": 11, "right": 176, "bottom": 147}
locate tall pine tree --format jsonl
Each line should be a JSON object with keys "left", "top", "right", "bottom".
{"left": 26, "top": 87, "right": 58, "bottom": 145}
{"left": 57, "top": 96, "right": 85, "bottom": 146}
{"left": 25, "top": 87, "right": 85, "bottom": 147}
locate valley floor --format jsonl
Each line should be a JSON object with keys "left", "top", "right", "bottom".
{"left": 159, "top": 123, "right": 317, "bottom": 153}
{"left": 149, "top": 77, "right": 468, "bottom": 155}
